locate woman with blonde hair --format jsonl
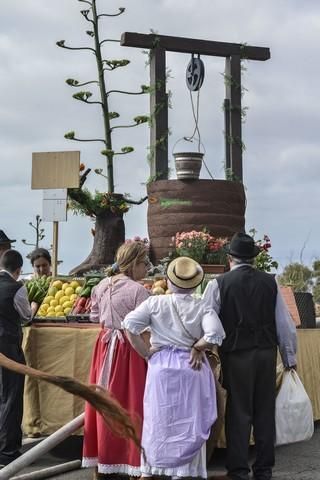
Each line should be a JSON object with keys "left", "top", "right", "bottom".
{"left": 82, "top": 240, "right": 150, "bottom": 477}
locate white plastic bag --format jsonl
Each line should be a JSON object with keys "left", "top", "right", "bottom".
{"left": 275, "top": 369, "right": 314, "bottom": 445}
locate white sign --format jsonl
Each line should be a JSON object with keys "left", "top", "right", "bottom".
{"left": 42, "top": 189, "right": 67, "bottom": 222}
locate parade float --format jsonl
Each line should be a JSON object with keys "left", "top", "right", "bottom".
{"left": 21, "top": 5, "right": 320, "bottom": 465}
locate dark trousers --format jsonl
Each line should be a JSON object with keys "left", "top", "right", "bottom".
{"left": 221, "top": 347, "right": 277, "bottom": 480}
{"left": 0, "top": 342, "right": 25, "bottom": 465}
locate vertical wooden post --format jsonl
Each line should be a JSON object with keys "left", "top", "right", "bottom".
{"left": 52, "top": 221, "right": 59, "bottom": 277}
{"left": 225, "top": 55, "right": 243, "bottom": 181}
{"left": 223, "top": 98, "right": 231, "bottom": 175}
{"left": 149, "top": 47, "right": 168, "bottom": 180}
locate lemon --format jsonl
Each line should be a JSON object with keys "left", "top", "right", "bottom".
{"left": 50, "top": 299, "right": 59, "bottom": 307}
{"left": 43, "top": 296, "right": 54, "bottom": 305}
{"left": 75, "top": 286, "right": 82, "bottom": 295}
{"left": 52, "top": 280, "right": 63, "bottom": 290}
{"left": 59, "top": 296, "right": 69, "bottom": 305}
{"left": 62, "top": 282, "right": 70, "bottom": 291}
{"left": 55, "top": 305, "right": 63, "bottom": 313}
{"left": 47, "top": 307, "right": 55, "bottom": 315}
{"left": 41, "top": 304, "right": 49, "bottom": 312}
{"left": 64, "top": 287, "right": 74, "bottom": 296}
{"left": 62, "top": 301, "right": 73, "bottom": 309}
{"left": 55, "top": 291, "right": 64, "bottom": 301}
{"left": 64, "top": 307, "right": 72, "bottom": 315}
{"left": 70, "top": 280, "right": 80, "bottom": 289}
{"left": 48, "top": 286, "right": 58, "bottom": 297}
{"left": 70, "top": 294, "right": 77, "bottom": 302}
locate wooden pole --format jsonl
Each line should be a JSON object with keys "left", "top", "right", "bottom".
{"left": 52, "top": 221, "right": 59, "bottom": 277}
{"left": 225, "top": 55, "right": 243, "bottom": 181}
{"left": 11, "top": 460, "right": 81, "bottom": 480}
{"left": 150, "top": 46, "right": 168, "bottom": 180}
{"left": 0, "top": 414, "right": 84, "bottom": 480}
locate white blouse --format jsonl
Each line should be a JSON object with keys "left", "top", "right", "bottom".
{"left": 122, "top": 293, "right": 225, "bottom": 349}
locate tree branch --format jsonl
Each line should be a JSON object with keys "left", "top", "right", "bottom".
{"left": 98, "top": 8, "right": 125, "bottom": 18}
{"left": 110, "top": 123, "right": 139, "bottom": 131}
{"left": 66, "top": 79, "right": 99, "bottom": 87}
{"left": 106, "top": 86, "right": 149, "bottom": 96}
{"left": 100, "top": 39, "right": 121, "bottom": 47}
{"left": 56, "top": 40, "right": 96, "bottom": 54}
{"left": 123, "top": 196, "right": 148, "bottom": 205}
{"left": 64, "top": 131, "right": 106, "bottom": 143}
{"left": 79, "top": 168, "right": 92, "bottom": 187}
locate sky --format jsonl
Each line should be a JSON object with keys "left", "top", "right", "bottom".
{"left": 1, "top": 0, "right": 320, "bottom": 275}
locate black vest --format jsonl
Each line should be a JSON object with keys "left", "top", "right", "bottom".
{"left": 0, "top": 271, "right": 23, "bottom": 343}
{"left": 216, "top": 266, "right": 278, "bottom": 353}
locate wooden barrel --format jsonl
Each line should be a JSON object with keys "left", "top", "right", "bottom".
{"left": 147, "top": 179, "right": 246, "bottom": 264}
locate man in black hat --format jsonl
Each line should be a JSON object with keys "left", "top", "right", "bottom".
{"left": 0, "top": 230, "right": 16, "bottom": 259}
{"left": 0, "top": 250, "right": 32, "bottom": 466}
{"left": 203, "top": 232, "right": 297, "bottom": 480}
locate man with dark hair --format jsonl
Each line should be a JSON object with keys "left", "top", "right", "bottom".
{"left": 0, "top": 250, "right": 32, "bottom": 466}
{"left": 203, "top": 232, "right": 297, "bottom": 480}
{"left": 0, "top": 230, "right": 16, "bottom": 259}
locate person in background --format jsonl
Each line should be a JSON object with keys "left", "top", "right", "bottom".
{"left": 82, "top": 240, "right": 150, "bottom": 478}
{"left": 29, "top": 248, "right": 52, "bottom": 278}
{"left": 0, "top": 250, "right": 34, "bottom": 466}
{"left": 203, "top": 232, "right": 297, "bottom": 480}
{"left": 0, "top": 230, "right": 16, "bottom": 259}
{"left": 123, "top": 256, "right": 226, "bottom": 479}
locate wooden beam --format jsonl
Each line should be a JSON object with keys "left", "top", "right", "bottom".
{"left": 225, "top": 55, "right": 243, "bottom": 181}
{"left": 223, "top": 98, "right": 231, "bottom": 175}
{"left": 121, "top": 32, "right": 270, "bottom": 61}
{"left": 149, "top": 47, "right": 168, "bottom": 179}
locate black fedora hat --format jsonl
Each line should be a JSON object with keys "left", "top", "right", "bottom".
{"left": 225, "top": 232, "right": 260, "bottom": 258}
{"left": 0, "top": 230, "right": 16, "bottom": 245}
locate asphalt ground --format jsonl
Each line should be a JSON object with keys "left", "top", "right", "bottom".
{"left": 5, "top": 422, "right": 320, "bottom": 479}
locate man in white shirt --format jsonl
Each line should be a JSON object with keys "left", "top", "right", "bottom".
{"left": 203, "top": 232, "right": 297, "bottom": 480}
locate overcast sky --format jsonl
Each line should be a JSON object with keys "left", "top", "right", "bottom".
{"left": 1, "top": 0, "right": 320, "bottom": 274}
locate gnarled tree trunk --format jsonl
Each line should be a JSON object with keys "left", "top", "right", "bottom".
{"left": 69, "top": 211, "right": 125, "bottom": 275}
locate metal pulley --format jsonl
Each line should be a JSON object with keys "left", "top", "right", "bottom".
{"left": 186, "top": 54, "right": 205, "bottom": 91}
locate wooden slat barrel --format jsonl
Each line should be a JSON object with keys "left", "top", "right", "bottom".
{"left": 147, "top": 179, "right": 246, "bottom": 264}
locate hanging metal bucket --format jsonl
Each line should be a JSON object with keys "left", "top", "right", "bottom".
{"left": 173, "top": 152, "right": 203, "bottom": 180}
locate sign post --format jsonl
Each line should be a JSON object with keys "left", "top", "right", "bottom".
{"left": 42, "top": 189, "right": 68, "bottom": 276}
{"left": 31, "top": 151, "right": 80, "bottom": 276}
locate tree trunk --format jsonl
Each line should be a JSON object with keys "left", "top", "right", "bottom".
{"left": 69, "top": 211, "right": 125, "bottom": 275}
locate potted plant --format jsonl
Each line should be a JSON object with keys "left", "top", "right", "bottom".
{"left": 169, "top": 230, "right": 228, "bottom": 273}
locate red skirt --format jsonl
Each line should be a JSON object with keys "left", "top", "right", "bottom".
{"left": 82, "top": 329, "right": 147, "bottom": 475}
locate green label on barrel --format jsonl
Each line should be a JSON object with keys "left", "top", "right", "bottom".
{"left": 159, "top": 198, "right": 193, "bottom": 208}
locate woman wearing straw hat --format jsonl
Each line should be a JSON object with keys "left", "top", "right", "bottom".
{"left": 123, "top": 256, "right": 225, "bottom": 479}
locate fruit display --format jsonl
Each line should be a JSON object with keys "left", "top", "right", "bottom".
{"left": 36, "top": 278, "right": 83, "bottom": 319}
{"left": 70, "top": 276, "right": 103, "bottom": 316}
{"left": 25, "top": 276, "right": 52, "bottom": 305}
{"left": 143, "top": 277, "right": 172, "bottom": 295}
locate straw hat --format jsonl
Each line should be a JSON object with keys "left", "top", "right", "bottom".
{"left": 166, "top": 256, "right": 204, "bottom": 290}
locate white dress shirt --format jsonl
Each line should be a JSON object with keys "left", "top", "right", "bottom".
{"left": 202, "top": 264, "right": 297, "bottom": 368}
{"left": 123, "top": 293, "right": 225, "bottom": 349}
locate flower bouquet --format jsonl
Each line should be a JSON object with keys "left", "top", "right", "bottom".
{"left": 249, "top": 229, "right": 278, "bottom": 272}
{"left": 172, "top": 230, "right": 229, "bottom": 266}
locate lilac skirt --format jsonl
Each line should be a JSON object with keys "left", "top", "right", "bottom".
{"left": 142, "top": 347, "right": 217, "bottom": 468}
